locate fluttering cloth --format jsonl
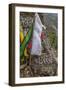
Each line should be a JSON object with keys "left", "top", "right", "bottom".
{"left": 31, "top": 13, "right": 42, "bottom": 56}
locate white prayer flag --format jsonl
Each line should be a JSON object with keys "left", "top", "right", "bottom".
{"left": 31, "top": 13, "right": 42, "bottom": 55}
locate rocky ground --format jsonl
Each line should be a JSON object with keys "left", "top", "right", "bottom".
{"left": 20, "top": 52, "right": 57, "bottom": 77}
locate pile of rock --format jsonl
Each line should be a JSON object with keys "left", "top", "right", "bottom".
{"left": 30, "top": 53, "right": 57, "bottom": 77}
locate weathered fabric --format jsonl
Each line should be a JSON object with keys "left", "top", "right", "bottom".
{"left": 31, "top": 13, "right": 42, "bottom": 55}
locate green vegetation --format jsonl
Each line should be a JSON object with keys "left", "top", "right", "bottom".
{"left": 48, "top": 31, "right": 57, "bottom": 50}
